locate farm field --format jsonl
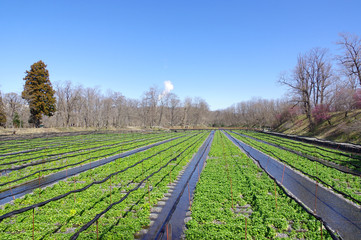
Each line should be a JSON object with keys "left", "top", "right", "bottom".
{"left": 0, "top": 130, "right": 351, "bottom": 239}
{"left": 3, "top": 1, "right": 361, "bottom": 239}
{"left": 186, "top": 131, "right": 331, "bottom": 239}
{"left": 234, "top": 130, "right": 361, "bottom": 171}
{"left": 0, "top": 132, "right": 184, "bottom": 191}
{"left": 0, "top": 131, "right": 208, "bottom": 239}
{"left": 229, "top": 130, "right": 361, "bottom": 205}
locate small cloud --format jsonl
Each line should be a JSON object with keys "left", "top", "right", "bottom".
{"left": 159, "top": 80, "right": 174, "bottom": 100}
{"left": 164, "top": 80, "right": 174, "bottom": 93}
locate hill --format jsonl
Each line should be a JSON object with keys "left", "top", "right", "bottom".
{"left": 275, "top": 109, "right": 361, "bottom": 144}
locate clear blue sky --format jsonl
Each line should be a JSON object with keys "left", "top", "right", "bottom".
{"left": 1, "top": 0, "right": 360, "bottom": 110}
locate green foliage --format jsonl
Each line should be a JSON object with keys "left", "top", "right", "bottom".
{"left": 22, "top": 60, "right": 56, "bottom": 128}
{"left": 0, "top": 131, "right": 334, "bottom": 239}
{"left": 232, "top": 130, "right": 361, "bottom": 204}
{"left": 0, "top": 132, "right": 183, "bottom": 190}
{"left": 186, "top": 131, "right": 331, "bottom": 239}
{"left": 0, "top": 131, "right": 206, "bottom": 239}
{"left": 12, "top": 112, "right": 22, "bottom": 128}
{"left": 0, "top": 93, "right": 6, "bottom": 127}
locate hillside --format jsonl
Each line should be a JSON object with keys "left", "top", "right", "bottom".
{"left": 275, "top": 109, "right": 361, "bottom": 144}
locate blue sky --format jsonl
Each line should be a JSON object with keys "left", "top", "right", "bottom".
{"left": 1, "top": 1, "right": 361, "bottom": 110}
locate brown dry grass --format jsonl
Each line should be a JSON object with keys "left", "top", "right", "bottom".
{"left": 275, "top": 109, "right": 361, "bottom": 144}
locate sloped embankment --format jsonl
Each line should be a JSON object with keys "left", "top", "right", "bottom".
{"left": 274, "top": 109, "right": 361, "bottom": 144}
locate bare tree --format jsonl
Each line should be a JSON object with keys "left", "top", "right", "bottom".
{"left": 126, "top": 98, "right": 140, "bottom": 126}
{"left": 110, "top": 92, "right": 126, "bottom": 127}
{"left": 280, "top": 55, "right": 314, "bottom": 129}
{"left": 80, "top": 87, "right": 100, "bottom": 128}
{"left": 280, "top": 48, "right": 334, "bottom": 130}
{"left": 191, "top": 97, "right": 210, "bottom": 126}
{"left": 4, "top": 92, "right": 25, "bottom": 127}
{"left": 55, "top": 81, "right": 82, "bottom": 127}
{"left": 340, "top": 68, "right": 359, "bottom": 90}
{"left": 332, "top": 86, "right": 354, "bottom": 117}
{"left": 101, "top": 95, "right": 113, "bottom": 128}
{"left": 140, "top": 87, "right": 159, "bottom": 127}
{"left": 158, "top": 93, "right": 166, "bottom": 126}
{"left": 181, "top": 97, "right": 192, "bottom": 127}
{"left": 308, "top": 48, "right": 333, "bottom": 106}
{"left": 167, "top": 93, "right": 181, "bottom": 127}
{"left": 337, "top": 33, "right": 361, "bottom": 86}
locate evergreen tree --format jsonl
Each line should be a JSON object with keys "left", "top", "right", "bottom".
{"left": 22, "top": 61, "right": 56, "bottom": 127}
{"left": 0, "top": 93, "right": 6, "bottom": 127}
{"left": 12, "top": 112, "right": 22, "bottom": 128}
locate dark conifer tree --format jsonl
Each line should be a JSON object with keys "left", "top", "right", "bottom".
{"left": 22, "top": 61, "right": 56, "bottom": 127}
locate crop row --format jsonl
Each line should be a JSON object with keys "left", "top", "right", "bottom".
{"left": 0, "top": 132, "right": 163, "bottom": 153}
{"left": 0, "top": 132, "right": 140, "bottom": 155}
{"left": 236, "top": 130, "right": 361, "bottom": 171}
{"left": 0, "top": 132, "right": 173, "bottom": 164}
{"left": 1, "top": 132, "right": 201, "bottom": 213}
{"left": 0, "top": 131, "right": 209, "bottom": 239}
{"left": 0, "top": 132, "right": 187, "bottom": 190}
{"left": 229, "top": 131, "right": 361, "bottom": 205}
{"left": 186, "top": 131, "right": 330, "bottom": 239}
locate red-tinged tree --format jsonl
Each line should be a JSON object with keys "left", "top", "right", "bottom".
{"left": 22, "top": 61, "right": 56, "bottom": 127}
{"left": 353, "top": 88, "right": 361, "bottom": 109}
{"left": 0, "top": 93, "right": 6, "bottom": 127}
{"left": 312, "top": 104, "right": 331, "bottom": 125}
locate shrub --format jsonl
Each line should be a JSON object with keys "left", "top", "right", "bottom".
{"left": 312, "top": 104, "right": 331, "bottom": 125}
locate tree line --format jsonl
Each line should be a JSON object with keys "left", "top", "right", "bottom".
{"left": 0, "top": 32, "right": 360, "bottom": 130}
{"left": 212, "top": 32, "right": 361, "bottom": 130}
{"left": 0, "top": 68, "right": 211, "bottom": 129}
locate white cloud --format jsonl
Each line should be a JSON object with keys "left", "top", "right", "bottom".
{"left": 164, "top": 80, "right": 174, "bottom": 93}
{"left": 159, "top": 80, "right": 174, "bottom": 100}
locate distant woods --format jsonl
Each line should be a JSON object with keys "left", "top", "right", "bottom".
{"left": 49, "top": 82, "right": 210, "bottom": 128}
{"left": 220, "top": 33, "right": 361, "bottom": 130}
{"left": 0, "top": 80, "right": 211, "bottom": 129}
{"left": 0, "top": 32, "right": 361, "bottom": 130}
